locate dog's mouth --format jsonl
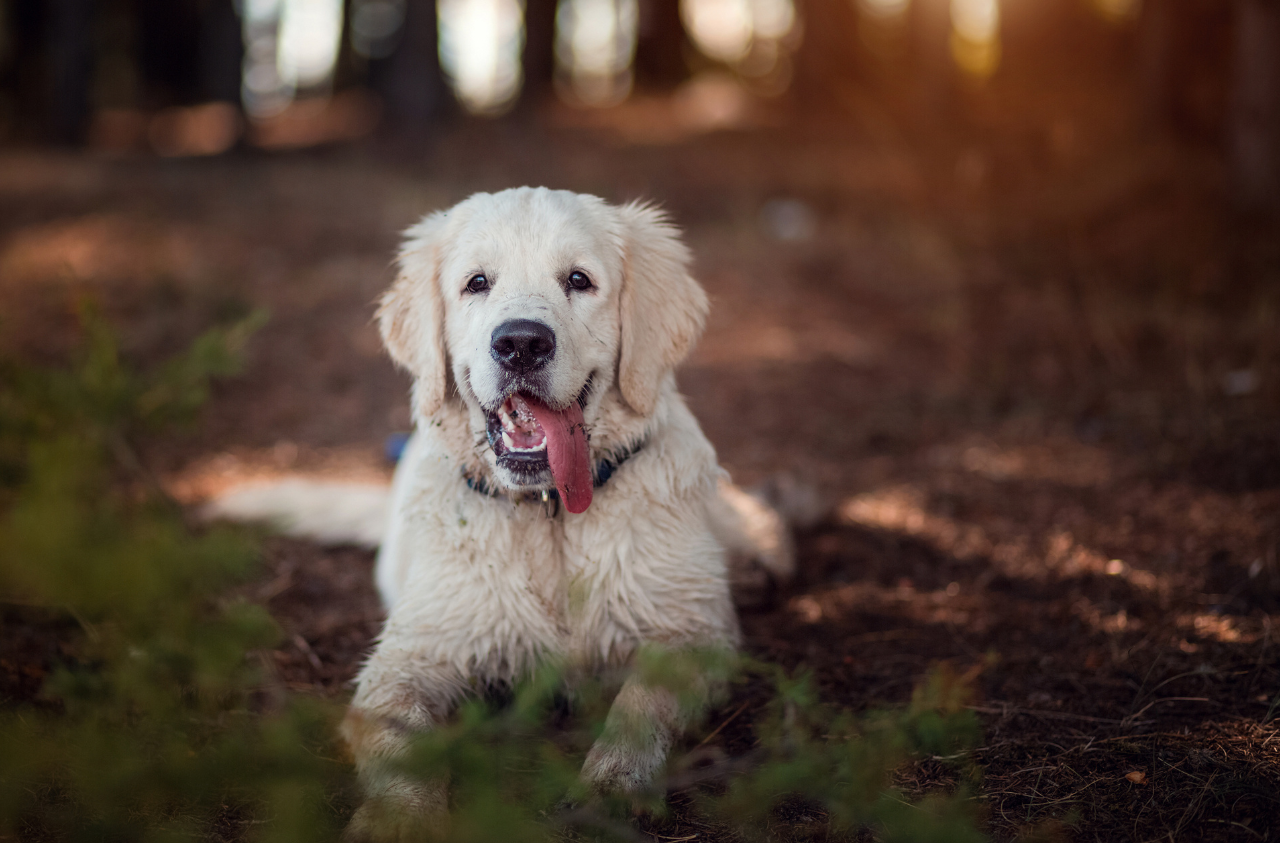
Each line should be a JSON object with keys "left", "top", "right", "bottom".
{"left": 485, "top": 386, "right": 594, "bottom": 513}
{"left": 494, "top": 394, "right": 549, "bottom": 453}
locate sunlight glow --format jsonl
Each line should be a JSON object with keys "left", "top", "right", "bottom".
{"left": 438, "top": 0, "right": 525, "bottom": 114}
{"left": 681, "top": 0, "right": 794, "bottom": 67}
{"left": 278, "top": 0, "right": 344, "bottom": 87}
{"left": 951, "top": 0, "right": 997, "bottom": 42}
{"left": 750, "top": 0, "right": 795, "bottom": 39}
{"left": 858, "top": 0, "right": 910, "bottom": 20}
{"left": 240, "top": 0, "right": 344, "bottom": 116}
{"left": 856, "top": 0, "right": 910, "bottom": 61}
{"left": 556, "top": 0, "right": 638, "bottom": 106}
{"left": 683, "top": 0, "right": 753, "bottom": 63}
{"left": 242, "top": 0, "right": 289, "bottom": 116}
{"left": 1091, "top": 0, "right": 1140, "bottom": 23}
{"left": 149, "top": 103, "right": 241, "bottom": 156}
{"left": 950, "top": 0, "right": 1000, "bottom": 78}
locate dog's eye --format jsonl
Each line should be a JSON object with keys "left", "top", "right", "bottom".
{"left": 465, "top": 274, "right": 490, "bottom": 294}
{"left": 567, "top": 271, "right": 593, "bottom": 291}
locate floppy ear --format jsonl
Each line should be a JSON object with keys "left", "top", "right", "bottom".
{"left": 378, "top": 211, "right": 451, "bottom": 419}
{"left": 616, "top": 202, "right": 709, "bottom": 417}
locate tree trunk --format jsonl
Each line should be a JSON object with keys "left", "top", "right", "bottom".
{"left": 1228, "top": 0, "right": 1280, "bottom": 210}
{"left": 908, "top": 0, "right": 952, "bottom": 124}
{"left": 791, "top": 0, "right": 862, "bottom": 114}
{"left": 2, "top": 0, "right": 47, "bottom": 140}
{"left": 1136, "top": 0, "right": 1177, "bottom": 130}
{"left": 199, "top": 0, "right": 244, "bottom": 104}
{"left": 371, "top": 0, "right": 452, "bottom": 135}
{"left": 521, "top": 0, "right": 559, "bottom": 110}
{"left": 633, "top": 0, "right": 688, "bottom": 92}
{"left": 136, "top": 0, "right": 202, "bottom": 105}
{"left": 46, "top": 0, "right": 94, "bottom": 143}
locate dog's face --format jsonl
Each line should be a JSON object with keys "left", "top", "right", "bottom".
{"left": 378, "top": 188, "right": 708, "bottom": 512}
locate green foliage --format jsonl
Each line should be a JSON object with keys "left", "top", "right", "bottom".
{"left": 0, "top": 307, "right": 351, "bottom": 843}
{"left": 0, "top": 308, "right": 989, "bottom": 842}
{"left": 699, "top": 657, "right": 985, "bottom": 841}
{"left": 380, "top": 649, "right": 988, "bottom": 842}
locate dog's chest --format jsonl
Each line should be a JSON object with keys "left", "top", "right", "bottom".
{"left": 392, "top": 436, "right": 717, "bottom": 675}
{"left": 466, "top": 507, "right": 651, "bottom": 664}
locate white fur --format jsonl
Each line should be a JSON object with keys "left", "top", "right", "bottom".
{"left": 278, "top": 188, "right": 797, "bottom": 839}
{"left": 200, "top": 480, "right": 390, "bottom": 549}
{"left": 196, "top": 471, "right": 796, "bottom": 593}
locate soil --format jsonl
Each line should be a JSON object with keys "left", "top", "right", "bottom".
{"left": 2, "top": 74, "right": 1279, "bottom": 840}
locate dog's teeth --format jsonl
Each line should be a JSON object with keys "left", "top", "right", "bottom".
{"left": 501, "top": 428, "right": 546, "bottom": 453}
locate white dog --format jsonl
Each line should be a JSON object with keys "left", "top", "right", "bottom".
{"left": 338, "top": 188, "right": 793, "bottom": 838}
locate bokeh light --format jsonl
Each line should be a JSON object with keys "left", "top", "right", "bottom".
{"left": 241, "top": 0, "right": 345, "bottom": 117}
{"left": 950, "top": 0, "right": 1000, "bottom": 79}
{"left": 438, "top": 0, "right": 526, "bottom": 114}
{"left": 350, "top": 0, "right": 409, "bottom": 58}
{"left": 858, "top": 0, "right": 910, "bottom": 21}
{"left": 278, "top": 0, "right": 345, "bottom": 88}
{"left": 556, "top": 0, "right": 639, "bottom": 106}
{"left": 1091, "top": 0, "right": 1141, "bottom": 24}
{"left": 680, "top": 0, "right": 796, "bottom": 81}
{"left": 683, "top": 0, "right": 754, "bottom": 64}
{"left": 241, "top": 0, "right": 290, "bottom": 116}
{"left": 857, "top": 0, "right": 911, "bottom": 62}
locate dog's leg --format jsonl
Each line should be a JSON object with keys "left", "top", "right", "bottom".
{"left": 581, "top": 676, "right": 686, "bottom": 794}
{"left": 580, "top": 662, "right": 718, "bottom": 795}
{"left": 341, "top": 662, "right": 468, "bottom": 842}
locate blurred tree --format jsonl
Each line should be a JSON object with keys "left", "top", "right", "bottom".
{"left": 633, "top": 0, "right": 689, "bottom": 91}
{"left": 199, "top": 0, "right": 244, "bottom": 105}
{"left": 1136, "top": 0, "right": 1232, "bottom": 143}
{"left": 1, "top": 0, "right": 46, "bottom": 142}
{"left": 1228, "top": 0, "right": 1280, "bottom": 210}
{"left": 1137, "top": 0, "right": 1177, "bottom": 130}
{"left": 135, "top": 0, "right": 202, "bottom": 106}
{"left": 907, "top": 0, "right": 953, "bottom": 125}
{"left": 521, "top": 0, "right": 558, "bottom": 110}
{"left": 46, "top": 0, "right": 93, "bottom": 143}
{"left": 1136, "top": 0, "right": 1274, "bottom": 209}
{"left": 369, "top": 0, "right": 453, "bottom": 134}
{"left": 791, "top": 0, "right": 862, "bottom": 112}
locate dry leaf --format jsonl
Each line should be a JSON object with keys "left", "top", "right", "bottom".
{"left": 1125, "top": 771, "right": 1146, "bottom": 784}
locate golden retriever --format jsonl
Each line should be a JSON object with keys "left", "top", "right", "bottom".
{"left": 341, "top": 187, "right": 793, "bottom": 838}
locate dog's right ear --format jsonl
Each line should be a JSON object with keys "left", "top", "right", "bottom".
{"left": 378, "top": 211, "right": 450, "bottom": 419}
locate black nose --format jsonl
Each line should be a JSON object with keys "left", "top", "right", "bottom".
{"left": 491, "top": 319, "right": 556, "bottom": 373}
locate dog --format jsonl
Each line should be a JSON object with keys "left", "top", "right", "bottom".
{"left": 340, "top": 187, "right": 794, "bottom": 838}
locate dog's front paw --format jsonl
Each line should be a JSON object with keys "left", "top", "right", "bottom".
{"left": 581, "top": 731, "right": 671, "bottom": 794}
{"left": 343, "top": 779, "right": 449, "bottom": 843}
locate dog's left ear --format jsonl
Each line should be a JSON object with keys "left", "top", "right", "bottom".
{"left": 616, "top": 202, "right": 709, "bottom": 416}
{"left": 378, "top": 211, "right": 450, "bottom": 419}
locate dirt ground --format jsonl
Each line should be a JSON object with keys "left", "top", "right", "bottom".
{"left": 2, "top": 75, "right": 1279, "bottom": 840}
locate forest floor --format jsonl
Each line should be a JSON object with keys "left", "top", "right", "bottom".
{"left": 2, "top": 90, "right": 1279, "bottom": 841}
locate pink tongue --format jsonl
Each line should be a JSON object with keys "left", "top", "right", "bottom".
{"left": 523, "top": 396, "right": 592, "bottom": 514}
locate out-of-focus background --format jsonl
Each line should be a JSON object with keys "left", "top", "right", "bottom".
{"left": 2, "top": 0, "right": 1280, "bottom": 839}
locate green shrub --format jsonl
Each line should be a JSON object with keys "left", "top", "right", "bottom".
{"left": 0, "top": 309, "right": 988, "bottom": 842}
{"left": 378, "top": 649, "right": 987, "bottom": 842}
{"left": 0, "top": 307, "right": 351, "bottom": 843}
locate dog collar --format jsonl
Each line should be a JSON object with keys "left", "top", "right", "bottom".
{"left": 462, "top": 438, "right": 646, "bottom": 516}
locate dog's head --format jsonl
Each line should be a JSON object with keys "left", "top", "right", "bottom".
{"left": 377, "top": 188, "right": 708, "bottom": 513}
